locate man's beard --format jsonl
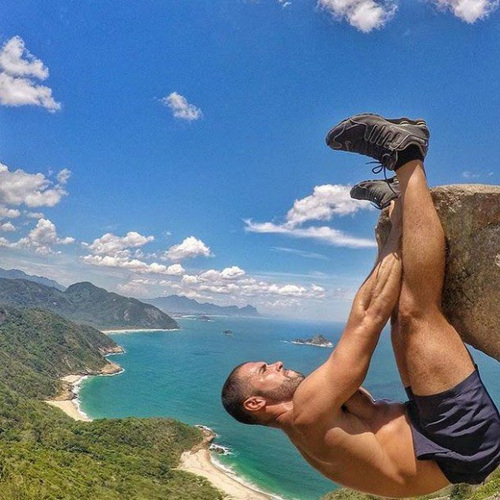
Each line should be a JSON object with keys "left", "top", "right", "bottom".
{"left": 263, "top": 370, "right": 305, "bottom": 403}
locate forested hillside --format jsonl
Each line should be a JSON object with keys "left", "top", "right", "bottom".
{"left": 0, "top": 306, "right": 222, "bottom": 499}
{"left": 0, "top": 279, "right": 179, "bottom": 330}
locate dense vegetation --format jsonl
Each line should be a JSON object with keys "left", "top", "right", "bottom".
{"left": 0, "top": 305, "right": 222, "bottom": 499}
{"left": 321, "top": 466, "right": 500, "bottom": 500}
{"left": 0, "top": 279, "right": 179, "bottom": 330}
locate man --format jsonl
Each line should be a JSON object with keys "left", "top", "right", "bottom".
{"left": 221, "top": 114, "right": 500, "bottom": 497}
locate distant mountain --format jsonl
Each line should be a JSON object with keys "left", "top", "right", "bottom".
{"left": 146, "top": 294, "right": 260, "bottom": 317}
{"left": 0, "top": 279, "right": 178, "bottom": 330}
{"left": 0, "top": 267, "right": 65, "bottom": 290}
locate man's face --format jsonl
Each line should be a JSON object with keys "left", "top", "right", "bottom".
{"left": 239, "top": 361, "right": 305, "bottom": 403}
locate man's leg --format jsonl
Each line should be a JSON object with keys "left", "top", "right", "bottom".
{"left": 393, "top": 160, "right": 474, "bottom": 396}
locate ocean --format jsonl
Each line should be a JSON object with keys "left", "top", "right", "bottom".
{"left": 79, "top": 317, "right": 500, "bottom": 500}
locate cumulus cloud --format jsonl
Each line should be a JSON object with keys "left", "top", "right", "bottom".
{"left": 161, "top": 92, "right": 202, "bottom": 121}
{"left": 0, "top": 218, "right": 75, "bottom": 254}
{"left": 430, "top": 0, "right": 499, "bottom": 22}
{"left": 0, "top": 221, "right": 16, "bottom": 232}
{"left": 0, "top": 206, "right": 20, "bottom": 219}
{"left": 318, "top": 0, "right": 397, "bottom": 33}
{"left": 285, "top": 184, "right": 369, "bottom": 227}
{"left": 0, "top": 36, "right": 61, "bottom": 111}
{"left": 82, "top": 254, "right": 185, "bottom": 276}
{"left": 244, "top": 184, "right": 376, "bottom": 248}
{"left": 82, "top": 230, "right": 190, "bottom": 276}
{"left": 86, "top": 231, "right": 155, "bottom": 257}
{"left": 164, "top": 236, "right": 213, "bottom": 261}
{"left": 0, "top": 163, "right": 69, "bottom": 208}
{"left": 179, "top": 267, "right": 326, "bottom": 300}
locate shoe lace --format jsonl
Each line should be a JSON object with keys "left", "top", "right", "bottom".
{"left": 366, "top": 160, "right": 399, "bottom": 200}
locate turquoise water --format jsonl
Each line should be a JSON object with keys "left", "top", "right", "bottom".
{"left": 79, "top": 317, "right": 500, "bottom": 500}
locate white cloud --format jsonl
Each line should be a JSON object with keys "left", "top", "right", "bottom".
{"left": 318, "top": 0, "right": 397, "bottom": 33}
{"left": 86, "top": 231, "right": 155, "bottom": 257}
{"left": 430, "top": 0, "right": 499, "bottom": 22}
{"left": 25, "top": 211, "right": 45, "bottom": 219}
{"left": 0, "top": 36, "right": 61, "bottom": 111}
{"left": 0, "top": 163, "right": 69, "bottom": 208}
{"left": 245, "top": 220, "right": 375, "bottom": 248}
{"left": 286, "top": 184, "right": 369, "bottom": 227}
{"left": 82, "top": 231, "right": 188, "bottom": 277}
{"left": 244, "top": 184, "right": 376, "bottom": 249}
{"left": 220, "top": 266, "right": 246, "bottom": 279}
{"left": 0, "top": 206, "right": 21, "bottom": 219}
{"left": 82, "top": 254, "right": 184, "bottom": 276}
{"left": 179, "top": 266, "right": 326, "bottom": 300}
{"left": 165, "top": 236, "right": 213, "bottom": 261}
{"left": 165, "top": 263, "right": 185, "bottom": 276}
{"left": 161, "top": 91, "right": 202, "bottom": 121}
{"left": 11, "top": 218, "right": 74, "bottom": 254}
{"left": 56, "top": 168, "right": 71, "bottom": 184}
{"left": 0, "top": 221, "right": 16, "bottom": 232}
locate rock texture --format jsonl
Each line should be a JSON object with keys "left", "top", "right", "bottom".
{"left": 376, "top": 184, "right": 500, "bottom": 361}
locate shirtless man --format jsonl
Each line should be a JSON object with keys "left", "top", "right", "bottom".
{"left": 221, "top": 114, "right": 500, "bottom": 497}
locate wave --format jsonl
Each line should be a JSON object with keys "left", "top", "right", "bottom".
{"left": 210, "top": 455, "right": 285, "bottom": 500}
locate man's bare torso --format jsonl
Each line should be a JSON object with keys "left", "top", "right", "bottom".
{"left": 283, "top": 389, "right": 449, "bottom": 497}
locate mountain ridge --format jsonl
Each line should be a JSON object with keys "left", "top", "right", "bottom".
{"left": 145, "top": 294, "right": 260, "bottom": 317}
{"left": 0, "top": 278, "right": 178, "bottom": 330}
{"left": 0, "top": 267, "right": 65, "bottom": 290}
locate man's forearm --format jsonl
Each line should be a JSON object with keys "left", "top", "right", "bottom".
{"left": 348, "top": 209, "right": 402, "bottom": 330}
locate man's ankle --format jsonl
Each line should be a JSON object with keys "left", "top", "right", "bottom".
{"left": 394, "top": 145, "right": 424, "bottom": 170}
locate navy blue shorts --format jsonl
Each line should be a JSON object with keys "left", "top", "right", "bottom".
{"left": 405, "top": 369, "right": 500, "bottom": 484}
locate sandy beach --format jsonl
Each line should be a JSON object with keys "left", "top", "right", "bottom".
{"left": 179, "top": 448, "right": 274, "bottom": 500}
{"left": 101, "top": 328, "right": 179, "bottom": 334}
{"left": 45, "top": 374, "right": 92, "bottom": 421}
{"left": 45, "top": 371, "right": 273, "bottom": 500}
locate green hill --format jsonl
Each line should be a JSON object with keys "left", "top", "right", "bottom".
{"left": 0, "top": 305, "right": 222, "bottom": 499}
{"left": 0, "top": 278, "right": 179, "bottom": 330}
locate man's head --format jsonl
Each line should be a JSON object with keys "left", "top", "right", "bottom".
{"left": 221, "top": 361, "right": 305, "bottom": 426}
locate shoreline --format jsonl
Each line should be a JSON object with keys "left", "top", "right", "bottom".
{"left": 179, "top": 447, "right": 275, "bottom": 500}
{"left": 44, "top": 357, "right": 123, "bottom": 421}
{"left": 101, "top": 328, "right": 180, "bottom": 334}
{"left": 45, "top": 365, "right": 275, "bottom": 500}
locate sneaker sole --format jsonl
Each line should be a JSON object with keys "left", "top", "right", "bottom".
{"left": 325, "top": 113, "right": 428, "bottom": 147}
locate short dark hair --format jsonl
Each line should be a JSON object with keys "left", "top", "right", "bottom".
{"left": 221, "top": 363, "right": 260, "bottom": 426}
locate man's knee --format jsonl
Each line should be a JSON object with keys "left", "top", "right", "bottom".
{"left": 396, "top": 295, "right": 441, "bottom": 330}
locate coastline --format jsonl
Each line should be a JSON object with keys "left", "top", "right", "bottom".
{"left": 179, "top": 447, "right": 275, "bottom": 500}
{"left": 44, "top": 358, "right": 123, "bottom": 421}
{"left": 101, "top": 328, "right": 180, "bottom": 334}
{"left": 46, "top": 364, "right": 275, "bottom": 500}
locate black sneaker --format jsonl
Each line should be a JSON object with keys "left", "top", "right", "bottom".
{"left": 350, "top": 177, "right": 400, "bottom": 210}
{"left": 325, "top": 113, "right": 429, "bottom": 170}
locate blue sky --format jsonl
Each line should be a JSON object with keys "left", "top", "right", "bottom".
{"left": 1, "top": 0, "right": 499, "bottom": 320}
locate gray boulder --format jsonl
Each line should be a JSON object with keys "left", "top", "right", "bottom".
{"left": 376, "top": 184, "right": 500, "bottom": 361}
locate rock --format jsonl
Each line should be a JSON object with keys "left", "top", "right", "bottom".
{"left": 376, "top": 184, "right": 500, "bottom": 361}
{"left": 292, "top": 334, "right": 333, "bottom": 348}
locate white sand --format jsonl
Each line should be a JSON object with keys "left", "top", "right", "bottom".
{"left": 44, "top": 374, "right": 91, "bottom": 421}
{"left": 101, "top": 328, "right": 179, "bottom": 333}
{"left": 45, "top": 399, "right": 92, "bottom": 421}
{"left": 179, "top": 448, "right": 274, "bottom": 500}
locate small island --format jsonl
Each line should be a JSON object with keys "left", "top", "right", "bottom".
{"left": 291, "top": 334, "right": 333, "bottom": 348}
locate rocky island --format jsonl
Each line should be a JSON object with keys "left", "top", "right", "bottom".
{"left": 292, "top": 334, "right": 333, "bottom": 348}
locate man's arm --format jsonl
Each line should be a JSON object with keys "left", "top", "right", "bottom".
{"left": 293, "top": 203, "right": 402, "bottom": 425}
